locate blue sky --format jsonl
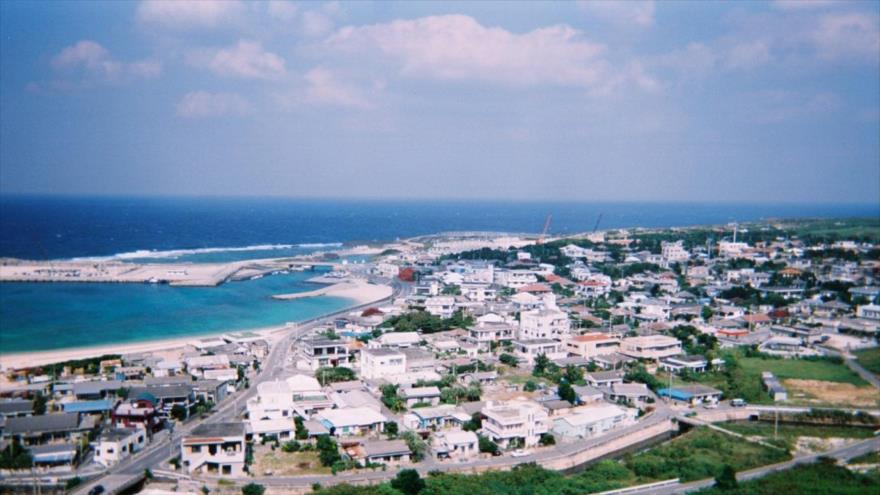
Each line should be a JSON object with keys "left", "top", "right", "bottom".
{"left": 1, "top": 0, "right": 878, "bottom": 203}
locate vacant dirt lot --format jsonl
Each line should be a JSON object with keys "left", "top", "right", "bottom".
{"left": 784, "top": 379, "right": 880, "bottom": 408}
{"left": 252, "top": 445, "right": 330, "bottom": 476}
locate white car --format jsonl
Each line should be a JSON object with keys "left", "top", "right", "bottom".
{"left": 510, "top": 449, "right": 530, "bottom": 458}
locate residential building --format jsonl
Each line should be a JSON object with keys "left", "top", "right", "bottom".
{"left": 426, "top": 296, "right": 457, "bottom": 319}
{"left": 93, "top": 428, "right": 146, "bottom": 467}
{"left": 400, "top": 386, "right": 441, "bottom": 408}
{"left": 552, "top": 404, "right": 636, "bottom": 440}
{"left": 299, "top": 338, "right": 351, "bottom": 371}
{"left": 356, "top": 439, "right": 411, "bottom": 466}
{"left": 619, "top": 335, "right": 682, "bottom": 360}
{"left": 359, "top": 348, "right": 406, "bottom": 380}
{"left": 661, "top": 241, "right": 690, "bottom": 263}
{"left": 519, "top": 308, "right": 571, "bottom": 340}
{"left": 317, "top": 407, "right": 388, "bottom": 436}
{"left": 433, "top": 430, "right": 479, "bottom": 460}
{"left": 481, "top": 399, "right": 550, "bottom": 448}
{"left": 181, "top": 423, "right": 246, "bottom": 477}
{"left": 512, "top": 339, "right": 567, "bottom": 365}
{"left": 565, "top": 333, "right": 620, "bottom": 359}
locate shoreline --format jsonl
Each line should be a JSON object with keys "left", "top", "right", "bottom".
{"left": 0, "top": 279, "right": 392, "bottom": 373}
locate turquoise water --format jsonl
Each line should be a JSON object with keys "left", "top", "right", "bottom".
{"left": 0, "top": 272, "right": 354, "bottom": 353}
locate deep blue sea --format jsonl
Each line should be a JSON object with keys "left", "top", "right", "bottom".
{"left": 1, "top": 196, "right": 877, "bottom": 354}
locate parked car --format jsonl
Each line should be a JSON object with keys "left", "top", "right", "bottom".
{"left": 731, "top": 398, "right": 747, "bottom": 407}
{"left": 510, "top": 449, "right": 530, "bottom": 458}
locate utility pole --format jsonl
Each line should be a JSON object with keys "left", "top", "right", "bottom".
{"left": 774, "top": 409, "right": 779, "bottom": 440}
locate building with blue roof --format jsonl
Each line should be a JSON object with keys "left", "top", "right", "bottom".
{"left": 62, "top": 399, "right": 115, "bottom": 414}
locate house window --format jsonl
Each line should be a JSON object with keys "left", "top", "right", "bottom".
{"left": 222, "top": 465, "right": 232, "bottom": 475}
{"left": 191, "top": 445, "right": 202, "bottom": 453}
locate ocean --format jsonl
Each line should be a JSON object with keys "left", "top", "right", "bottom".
{"left": 1, "top": 196, "right": 877, "bottom": 354}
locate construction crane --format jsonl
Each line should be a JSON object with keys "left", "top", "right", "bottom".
{"left": 593, "top": 213, "right": 603, "bottom": 233}
{"left": 538, "top": 214, "right": 552, "bottom": 245}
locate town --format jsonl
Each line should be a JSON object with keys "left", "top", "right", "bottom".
{"left": 1, "top": 218, "right": 879, "bottom": 495}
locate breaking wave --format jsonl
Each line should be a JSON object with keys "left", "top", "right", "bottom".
{"left": 68, "top": 242, "right": 343, "bottom": 262}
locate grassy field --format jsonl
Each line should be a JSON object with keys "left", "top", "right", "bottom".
{"left": 252, "top": 448, "right": 330, "bottom": 476}
{"left": 695, "top": 460, "right": 880, "bottom": 495}
{"left": 623, "top": 427, "right": 791, "bottom": 483}
{"left": 850, "top": 451, "right": 880, "bottom": 464}
{"left": 721, "top": 421, "right": 875, "bottom": 452}
{"left": 854, "top": 347, "right": 880, "bottom": 375}
{"left": 737, "top": 356, "right": 867, "bottom": 385}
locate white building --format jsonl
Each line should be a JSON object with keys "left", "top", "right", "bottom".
{"left": 425, "top": 296, "right": 457, "bottom": 319}
{"left": 482, "top": 399, "right": 550, "bottom": 448}
{"left": 857, "top": 304, "right": 880, "bottom": 320}
{"left": 519, "top": 308, "right": 571, "bottom": 340}
{"left": 359, "top": 348, "right": 406, "bottom": 380}
{"left": 433, "top": 430, "right": 479, "bottom": 460}
{"left": 619, "top": 335, "right": 682, "bottom": 360}
{"left": 317, "top": 407, "right": 388, "bottom": 436}
{"left": 565, "top": 333, "right": 620, "bottom": 359}
{"left": 661, "top": 241, "right": 690, "bottom": 263}
{"left": 181, "top": 422, "right": 246, "bottom": 477}
{"left": 93, "top": 428, "right": 146, "bottom": 467}
{"left": 551, "top": 404, "right": 636, "bottom": 440}
{"left": 512, "top": 339, "right": 567, "bottom": 365}
{"left": 495, "top": 269, "right": 538, "bottom": 289}
{"left": 247, "top": 380, "right": 294, "bottom": 421}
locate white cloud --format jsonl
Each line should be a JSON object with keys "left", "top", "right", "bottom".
{"left": 811, "top": 12, "right": 880, "bottom": 62}
{"left": 301, "top": 3, "right": 342, "bottom": 37}
{"left": 726, "top": 40, "right": 773, "bottom": 70}
{"left": 192, "top": 40, "right": 286, "bottom": 80}
{"left": 176, "top": 91, "right": 252, "bottom": 118}
{"left": 50, "top": 40, "right": 161, "bottom": 83}
{"left": 137, "top": 0, "right": 245, "bottom": 29}
{"left": 577, "top": 0, "right": 655, "bottom": 27}
{"left": 772, "top": 0, "right": 838, "bottom": 10}
{"left": 743, "top": 90, "right": 841, "bottom": 123}
{"left": 327, "top": 15, "right": 615, "bottom": 89}
{"left": 266, "top": 0, "right": 298, "bottom": 21}
{"left": 302, "top": 68, "right": 372, "bottom": 108}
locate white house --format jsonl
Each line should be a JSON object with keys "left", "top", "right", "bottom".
{"left": 360, "top": 348, "right": 407, "bottom": 380}
{"left": 317, "top": 407, "right": 388, "bottom": 436}
{"left": 246, "top": 380, "right": 293, "bottom": 421}
{"left": 661, "top": 241, "right": 690, "bottom": 263}
{"left": 377, "top": 332, "right": 421, "bottom": 348}
{"left": 619, "top": 335, "right": 682, "bottom": 360}
{"left": 181, "top": 422, "right": 246, "bottom": 477}
{"left": 433, "top": 430, "right": 479, "bottom": 460}
{"left": 93, "top": 428, "right": 146, "bottom": 467}
{"left": 519, "top": 308, "right": 571, "bottom": 340}
{"left": 552, "top": 404, "right": 636, "bottom": 440}
{"left": 400, "top": 386, "right": 441, "bottom": 408}
{"left": 482, "top": 399, "right": 550, "bottom": 448}
{"left": 512, "top": 339, "right": 567, "bottom": 365}
{"left": 426, "top": 296, "right": 457, "bottom": 319}
{"left": 565, "top": 333, "right": 620, "bottom": 359}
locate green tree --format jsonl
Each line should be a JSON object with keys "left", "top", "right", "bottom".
{"left": 241, "top": 483, "right": 266, "bottom": 495}
{"left": 170, "top": 404, "right": 187, "bottom": 421}
{"left": 402, "top": 432, "right": 426, "bottom": 462}
{"left": 715, "top": 465, "right": 738, "bottom": 490}
{"left": 557, "top": 381, "right": 577, "bottom": 404}
{"left": 533, "top": 353, "right": 551, "bottom": 376}
{"left": 539, "top": 433, "right": 556, "bottom": 446}
{"left": 294, "top": 416, "right": 309, "bottom": 440}
{"left": 499, "top": 353, "right": 518, "bottom": 367}
{"left": 32, "top": 392, "right": 47, "bottom": 415}
{"left": 523, "top": 380, "right": 538, "bottom": 392}
{"left": 385, "top": 421, "right": 399, "bottom": 439}
{"left": 478, "top": 435, "right": 499, "bottom": 455}
{"left": 317, "top": 435, "right": 341, "bottom": 467}
{"left": 391, "top": 468, "right": 426, "bottom": 495}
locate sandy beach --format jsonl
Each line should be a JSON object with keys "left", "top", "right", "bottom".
{"left": 0, "top": 279, "right": 392, "bottom": 373}
{"left": 273, "top": 278, "right": 392, "bottom": 302}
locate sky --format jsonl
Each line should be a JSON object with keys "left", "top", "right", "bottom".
{"left": 1, "top": 0, "right": 878, "bottom": 203}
